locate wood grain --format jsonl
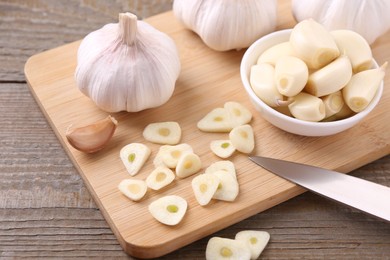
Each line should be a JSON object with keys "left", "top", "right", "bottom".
{"left": 1, "top": 0, "right": 390, "bottom": 259}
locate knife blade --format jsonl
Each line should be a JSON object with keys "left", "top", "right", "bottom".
{"left": 249, "top": 156, "right": 390, "bottom": 222}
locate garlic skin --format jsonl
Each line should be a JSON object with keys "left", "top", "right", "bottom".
{"left": 75, "top": 13, "right": 181, "bottom": 112}
{"left": 292, "top": 0, "right": 390, "bottom": 44}
{"left": 173, "top": 0, "right": 277, "bottom": 51}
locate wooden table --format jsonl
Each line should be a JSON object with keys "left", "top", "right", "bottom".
{"left": 1, "top": 0, "right": 389, "bottom": 259}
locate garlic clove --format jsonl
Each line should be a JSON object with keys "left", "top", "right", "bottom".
{"left": 206, "top": 237, "right": 251, "bottom": 260}
{"left": 118, "top": 179, "right": 147, "bottom": 201}
{"left": 143, "top": 122, "right": 182, "bottom": 145}
{"left": 288, "top": 92, "right": 326, "bottom": 122}
{"left": 66, "top": 115, "right": 117, "bottom": 153}
{"left": 257, "top": 41, "right": 296, "bottom": 66}
{"left": 229, "top": 124, "right": 255, "bottom": 154}
{"left": 210, "top": 140, "right": 236, "bottom": 159}
{"left": 211, "top": 170, "right": 239, "bottom": 202}
{"left": 197, "top": 107, "right": 233, "bottom": 133}
{"left": 205, "top": 160, "right": 237, "bottom": 180}
{"left": 120, "top": 143, "right": 151, "bottom": 176}
{"left": 176, "top": 153, "right": 202, "bottom": 179}
{"left": 235, "top": 230, "right": 270, "bottom": 259}
{"left": 148, "top": 195, "right": 188, "bottom": 226}
{"left": 145, "top": 166, "right": 175, "bottom": 191}
{"left": 191, "top": 173, "right": 220, "bottom": 206}
{"left": 321, "top": 91, "right": 344, "bottom": 119}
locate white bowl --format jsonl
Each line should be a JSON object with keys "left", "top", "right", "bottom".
{"left": 240, "top": 29, "right": 383, "bottom": 136}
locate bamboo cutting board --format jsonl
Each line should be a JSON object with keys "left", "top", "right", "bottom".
{"left": 24, "top": 1, "right": 389, "bottom": 258}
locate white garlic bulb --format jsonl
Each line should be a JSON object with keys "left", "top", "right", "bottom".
{"left": 75, "top": 13, "right": 181, "bottom": 112}
{"left": 292, "top": 0, "right": 390, "bottom": 44}
{"left": 173, "top": 0, "right": 277, "bottom": 51}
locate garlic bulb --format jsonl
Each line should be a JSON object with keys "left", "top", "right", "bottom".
{"left": 75, "top": 13, "right": 181, "bottom": 112}
{"left": 292, "top": 0, "right": 390, "bottom": 44}
{"left": 173, "top": 0, "right": 277, "bottom": 51}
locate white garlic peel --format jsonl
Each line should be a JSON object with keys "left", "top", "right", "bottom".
{"left": 173, "top": 0, "right": 277, "bottom": 51}
{"left": 75, "top": 12, "right": 180, "bottom": 112}
{"left": 292, "top": 0, "right": 390, "bottom": 44}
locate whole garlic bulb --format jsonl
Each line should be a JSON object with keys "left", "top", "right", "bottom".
{"left": 75, "top": 13, "right": 181, "bottom": 112}
{"left": 292, "top": 0, "right": 390, "bottom": 44}
{"left": 173, "top": 0, "right": 277, "bottom": 51}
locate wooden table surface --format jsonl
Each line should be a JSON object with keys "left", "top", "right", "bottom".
{"left": 1, "top": 0, "right": 389, "bottom": 259}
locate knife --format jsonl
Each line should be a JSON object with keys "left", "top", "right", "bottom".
{"left": 249, "top": 156, "right": 390, "bottom": 222}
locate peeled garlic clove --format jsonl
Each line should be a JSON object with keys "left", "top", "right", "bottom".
{"left": 331, "top": 30, "right": 373, "bottom": 73}
{"left": 342, "top": 62, "right": 387, "bottom": 113}
{"left": 321, "top": 91, "right": 344, "bottom": 118}
{"left": 322, "top": 103, "right": 355, "bottom": 122}
{"left": 143, "top": 122, "right": 181, "bottom": 145}
{"left": 66, "top": 115, "right": 117, "bottom": 153}
{"left": 235, "top": 230, "right": 270, "bottom": 259}
{"left": 212, "top": 170, "right": 239, "bottom": 202}
{"left": 257, "top": 41, "right": 296, "bottom": 65}
{"left": 290, "top": 19, "right": 340, "bottom": 69}
{"left": 191, "top": 173, "right": 220, "bottom": 206}
{"left": 120, "top": 143, "right": 151, "bottom": 176}
{"left": 206, "top": 237, "right": 251, "bottom": 260}
{"left": 145, "top": 166, "right": 175, "bottom": 191}
{"left": 250, "top": 63, "right": 284, "bottom": 107}
{"left": 75, "top": 13, "right": 180, "bottom": 112}
{"left": 205, "top": 160, "right": 237, "bottom": 180}
{"left": 173, "top": 0, "right": 277, "bottom": 51}
{"left": 224, "top": 101, "right": 252, "bottom": 127}
{"left": 210, "top": 140, "right": 236, "bottom": 159}
{"left": 229, "top": 124, "right": 255, "bottom": 154}
{"left": 118, "top": 179, "right": 147, "bottom": 201}
{"left": 161, "top": 143, "right": 194, "bottom": 168}
{"left": 305, "top": 55, "right": 352, "bottom": 97}
{"left": 176, "top": 153, "right": 202, "bottom": 178}
{"left": 148, "top": 195, "right": 187, "bottom": 226}
{"left": 292, "top": 0, "right": 390, "bottom": 45}
{"left": 288, "top": 92, "right": 326, "bottom": 122}
{"left": 197, "top": 108, "right": 232, "bottom": 132}
{"left": 275, "top": 56, "right": 309, "bottom": 97}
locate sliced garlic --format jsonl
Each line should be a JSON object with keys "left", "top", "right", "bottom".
{"left": 342, "top": 62, "right": 387, "bottom": 112}
{"left": 197, "top": 107, "right": 232, "bottom": 132}
{"left": 205, "top": 160, "right": 237, "bottom": 180}
{"left": 235, "top": 230, "right": 270, "bottom": 259}
{"left": 145, "top": 166, "right": 175, "bottom": 191}
{"left": 66, "top": 115, "right": 117, "bottom": 153}
{"left": 224, "top": 101, "right": 252, "bottom": 127}
{"left": 290, "top": 19, "right": 340, "bottom": 69}
{"left": 210, "top": 140, "right": 236, "bottom": 159}
{"left": 161, "top": 143, "right": 193, "bottom": 168}
{"left": 250, "top": 63, "right": 284, "bottom": 107}
{"left": 229, "top": 124, "right": 255, "bottom": 154}
{"left": 176, "top": 153, "right": 202, "bottom": 178}
{"left": 212, "top": 170, "right": 239, "bottom": 202}
{"left": 288, "top": 92, "right": 326, "bottom": 122}
{"left": 118, "top": 179, "right": 147, "bottom": 201}
{"left": 206, "top": 237, "right": 251, "bottom": 260}
{"left": 305, "top": 55, "right": 352, "bottom": 97}
{"left": 257, "top": 41, "right": 296, "bottom": 65}
{"left": 120, "top": 143, "right": 151, "bottom": 176}
{"left": 321, "top": 91, "right": 344, "bottom": 118}
{"left": 331, "top": 29, "right": 373, "bottom": 73}
{"left": 143, "top": 122, "right": 181, "bottom": 145}
{"left": 191, "top": 174, "right": 220, "bottom": 206}
{"left": 148, "top": 195, "right": 187, "bottom": 226}
{"left": 275, "top": 56, "right": 309, "bottom": 97}
{"left": 153, "top": 145, "right": 169, "bottom": 168}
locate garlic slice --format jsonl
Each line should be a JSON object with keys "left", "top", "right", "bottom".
{"left": 257, "top": 41, "right": 296, "bottom": 65}
{"left": 229, "top": 124, "right": 255, "bottom": 154}
{"left": 143, "top": 122, "right": 181, "bottom": 145}
{"left": 206, "top": 237, "right": 251, "bottom": 260}
{"left": 120, "top": 143, "right": 151, "bottom": 176}
{"left": 224, "top": 101, "right": 252, "bottom": 127}
{"left": 148, "top": 195, "right": 187, "bottom": 226}
{"left": 212, "top": 170, "right": 239, "bottom": 202}
{"left": 66, "top": 115, "right": 117, "bottom": 153}
{"left": 145, "top": 166, "right": 175, "bottom": 191}
{"left": 205, "top": 160, "right": 237, "bottom": 180}
{"left": 210, "top": 140, "right": 236, "bottom": 159}
{"left": 191, "top": 174, "right": 220, "bottom": 206}
{"left": 161, "top": 143, "right": 194, "bottom": 168}
{"left": 235, "top": 230, "right": 270, "bottom": 259}
{"left": 118, "top": 179, "right": 147, "bottom": 201}
{"left": 197, "top": 108, "right": 232, "bottom": 133}
{"left": 288, "top": 92, "right": 326, "bottom": 122}
{"left": 176, "top": 153, "right": 202, "bottom": 178}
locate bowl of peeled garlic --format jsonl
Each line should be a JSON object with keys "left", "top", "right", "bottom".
{"left": 240, "top": 19, "right": 385, "bottom": 136}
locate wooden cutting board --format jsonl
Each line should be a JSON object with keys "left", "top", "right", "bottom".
{"left": 24, "top": 1, "right": 389, "bottom": 258}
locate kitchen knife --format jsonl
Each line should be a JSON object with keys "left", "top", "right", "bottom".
{"left": 250, "top": 156, "right": 390, "bottom": 222}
